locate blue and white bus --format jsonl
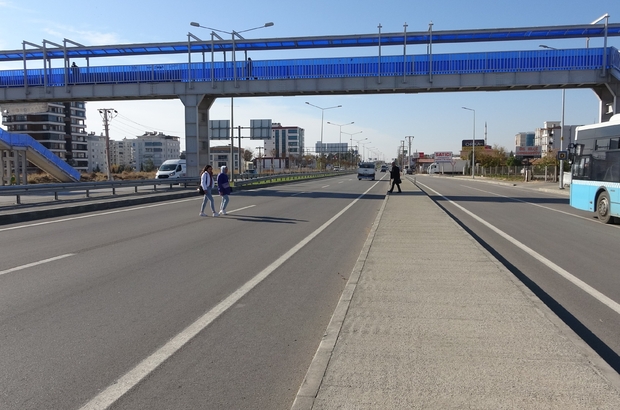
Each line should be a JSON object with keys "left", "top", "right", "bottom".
{"left": 570, "top": 114, "right": 620, "bottom": 224}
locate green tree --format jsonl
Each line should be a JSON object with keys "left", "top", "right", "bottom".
{"left": 243, "top": 148, "right": 254, "bottom": 162}
{"left": 143, "top": 158, "right": 155, "bottom": 172}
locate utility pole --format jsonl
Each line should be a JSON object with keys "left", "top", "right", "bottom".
{"left": 255, "top": 146, "right": 264, "bottom": 174}
{"left": 98, "top": 108, "right": 117, "bottom": 181}
{"left": 405, "top": 136, "right": 414, "bottom": 169}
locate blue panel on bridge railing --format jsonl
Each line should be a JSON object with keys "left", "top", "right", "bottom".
{"left": 0, "top": 47, "right": 617, "bottom": 87}
{"left": 0, "top": 129, "right": 81, "bottom": 181}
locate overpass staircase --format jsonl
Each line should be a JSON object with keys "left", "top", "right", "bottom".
{"left": 0, "top": 129, "right": 80, "bottom": 183}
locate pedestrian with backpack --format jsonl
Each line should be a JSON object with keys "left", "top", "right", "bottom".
{"left": 199, "top": 165, "right": 218, "bottom": 217}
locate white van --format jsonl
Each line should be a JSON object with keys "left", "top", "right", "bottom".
{"left": 155, "top": 159, "right": 186, "bottom": 179}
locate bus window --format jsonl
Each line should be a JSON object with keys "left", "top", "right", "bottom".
{"left": 595, "top": 139, "right": 609, "bottom": 151}
{"left": 573, "top": 156, "right": 591, "bottom": 179}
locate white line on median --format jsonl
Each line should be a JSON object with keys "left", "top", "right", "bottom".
{"left": 79, "top": 181, "right": 382, "bottom": 410}
{"left": 0, "top": 254, "right": 75, "bottom": 276}
{"left": 419, "top": 182, "right": 620, "bottom": 316}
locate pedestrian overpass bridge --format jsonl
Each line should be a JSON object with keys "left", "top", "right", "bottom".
{"left": 1, "top": 23, "right": 620, "bottom": 177}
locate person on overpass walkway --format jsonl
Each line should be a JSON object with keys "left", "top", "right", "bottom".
{"left": 217, "top": 165, "right": 232, "bottom": 215}
{"left": 199, "top": 165, "right": 218, "bottom": 217}
{"left": 388, "top": 161, "right": 402, "bottom": 193}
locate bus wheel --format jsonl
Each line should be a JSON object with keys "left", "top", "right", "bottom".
{"left": 596, "top": 191, "right": 614, "bottom": 224}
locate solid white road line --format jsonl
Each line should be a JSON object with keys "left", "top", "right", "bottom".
{"left": 0, "top": 254, "right": 75, "bottom": 276}
{"left": 0, "top": 198, "right": 198, "bottom": 233}
{"left": 79, "top": 181, "right": 382, "bottom": 410}
{"left": 419, "top": 182, "right": 620, "bottom": 316}
{"left": 464, "top": 185, "right": 619, "bottom": 226}
{"left": 0, "top": 200, "right": 259, "bottom": 233}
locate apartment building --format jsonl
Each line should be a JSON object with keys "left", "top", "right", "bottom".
{"left": 132, "top": 131, "right": 181, "bottom": 170}
{"left": 2, "top": 101, "right": 88, "bottom": 171}
{"left": 264, "top": 123, "right": 305, "bottom": 163}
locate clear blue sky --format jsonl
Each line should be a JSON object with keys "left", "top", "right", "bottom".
{"left": 1, "top": 0, "right": 618, "bottom": 160}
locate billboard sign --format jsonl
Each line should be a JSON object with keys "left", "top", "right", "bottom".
{"left": 434, "top": 151, "right": 453, "bottom": 163}
{"left": 250, "top": 119, "right": 272, "bottom": 140}
{"left": 461, "top": 139, "right": 485, "bottom": 148}
{"left": 1, "top": 102, "right": 49, "bottom": 115}
{"left": 515, "top": 146, "right": 542, "bottom": 157}
{"left": 209, "top": 120, "right": 230, "bottom": 140}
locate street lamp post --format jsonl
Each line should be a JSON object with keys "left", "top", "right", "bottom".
{"left": 361, "top": 142, "right": 371, "bottom": 162}
{"left": 540, "top": 45, "right": 567, "bottom": 189}
{"left": 344, "top": 132, "right": 363, "bottom": 168}
{"left": 352, "top": 137, "right": 367, "bottom": 165}
{"left": 590, "top": 13, "right": 610, "bottom": 77}
{"left": 305, "top": 102, "right": 342, "bottom": 170}
{"left": 190, "top": 21, "right": 273, "bottom": 181}
{"left": 190, "top": 21, "right": 274, "bottom": 87}
{"left": 462, "top": 107, "right": 476, "bottom": 179}
{"left": 327, "top": 121, "right": 354, "bottom": 169}
{"left": 405, "top": 136, "right": 414, "bottom": 171}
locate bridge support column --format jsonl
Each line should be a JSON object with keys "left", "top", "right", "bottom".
{"left": 593, "top": 83, "right": 619, "bottom": 123}
{"left": 180, "top": 94, "right": 215, "bottom": 177}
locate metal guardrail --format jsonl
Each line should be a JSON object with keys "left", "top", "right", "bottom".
{"left": 0, "top": 171, "right": 345, "bottom": 205}
{"left": 0, "top": 178, "right": 196, "bottom": 204}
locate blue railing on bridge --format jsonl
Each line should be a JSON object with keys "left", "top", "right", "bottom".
{"left": 0, "top": 129, "right": 81, "bottom": 181}
{"left": 0, "top": 47, "right": 617, "bottom": 88}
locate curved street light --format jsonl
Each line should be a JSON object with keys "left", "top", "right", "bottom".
{"left": 305, "top": 102, "right": 342, "bottom": 169}
{"left": 343, "top": 131, "right": 363, "bottom": 168}
{"left": 327, "top": 121, "right": 354, "bottom": 168}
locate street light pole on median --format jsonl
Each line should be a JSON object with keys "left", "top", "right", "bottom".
{"left": 305, "top": 102, "right": 342, "bottom": 170}
{"left": 462, "top": 107, "right": 475, "bottom": 179}
{"left": 343, "top": 131, "right": 363, "bottom": 169}
{"left": 327, "top": 121, "right": 354, "bottom": 169}
{"left": 540, "top": 45, "right": 567, "bottom": 189}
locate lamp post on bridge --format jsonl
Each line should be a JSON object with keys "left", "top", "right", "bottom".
{"left": 327, "top": 121, "right": 354, "bottom": 169}
{"left": 190, "top": 21, "right": 274, "bottom": 87}
{"left": 589, "top": 13, "right": 609, "bottom": 77}
{"left": 189, "top": 21, "right": 274, "bottom": 181}
{"left": 306, "top": 102, "right": 342, "bottom": 170}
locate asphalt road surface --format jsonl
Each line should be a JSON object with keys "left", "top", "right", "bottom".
{"left": 0, "top": 174, "right": 390, "bottom": 410}
{"left": 415, "top": 175, "right": 620, "bottom": 375}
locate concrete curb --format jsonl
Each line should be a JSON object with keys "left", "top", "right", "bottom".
{"left": 291, "top": 186, "right": 389, "bottom": 410}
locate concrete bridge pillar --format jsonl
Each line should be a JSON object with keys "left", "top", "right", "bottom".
{"left": 180, "top": 94, "right": 215, "bottom": 177}
{"left": 593, "top": 81, "right": 619, "bottom": 123}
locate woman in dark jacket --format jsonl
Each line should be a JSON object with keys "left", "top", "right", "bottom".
{"left": 217, "top": 165, "right": 232, "bottom": 215}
